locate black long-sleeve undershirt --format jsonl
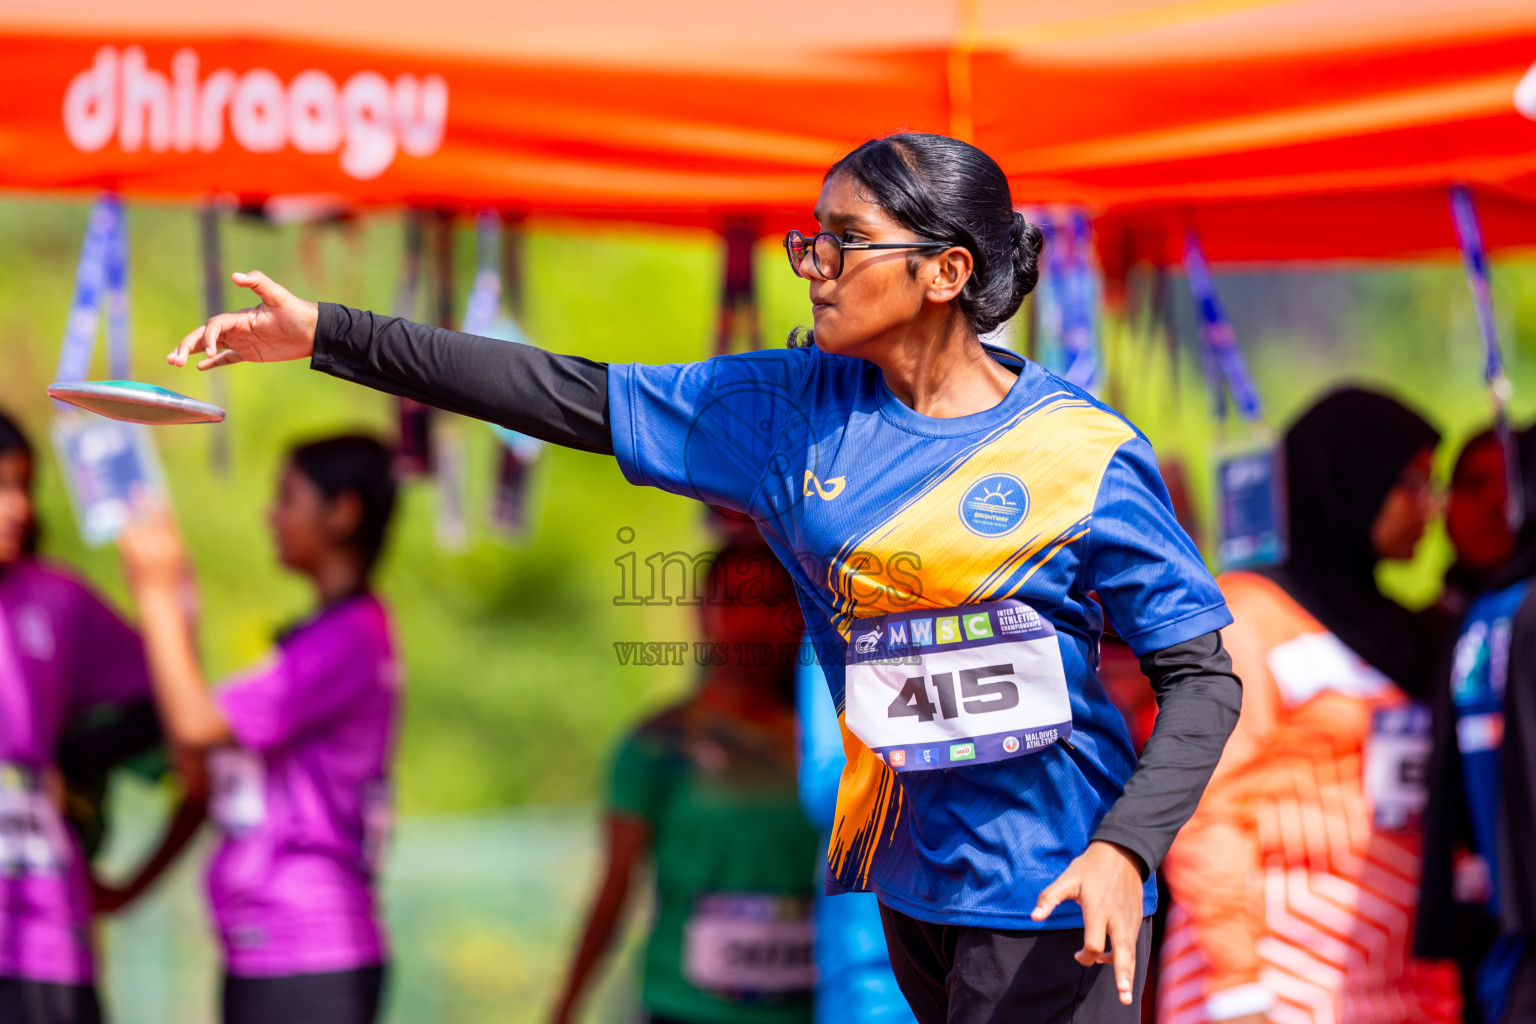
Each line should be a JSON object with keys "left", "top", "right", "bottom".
{"left": 311, "top": 302, "right": 1242, "bottom": 876}
{"left": 312, "top": 302, "right": 614, "bottom": 454}
{"left": 1092, "top": 631, "right": 1241, "bottom": 876}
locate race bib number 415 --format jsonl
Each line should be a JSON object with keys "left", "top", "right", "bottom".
{"left": 844, "top": 600, "right": 1072, "bottom": 772}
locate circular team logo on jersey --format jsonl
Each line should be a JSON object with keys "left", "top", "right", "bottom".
{"left": 959, "top": 474, "right": 1029, "bottom": 537}
{"left": 1002, "top": 736, "right": 1021, "bottom": 754}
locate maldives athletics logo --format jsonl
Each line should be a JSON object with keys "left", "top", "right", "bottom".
{"left": 959, "top": 473, "right": 1029, "bottom": 537}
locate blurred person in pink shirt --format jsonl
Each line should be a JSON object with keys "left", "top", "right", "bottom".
{"left": 119, "top": 435, "right": 401, "bottom": 1024}
{"left": 0, "top": 410, "right": 203, "bottom": 1024}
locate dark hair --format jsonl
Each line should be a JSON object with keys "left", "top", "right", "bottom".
{"left": 0, "top": 410, "right": 39, "bottom": 555}
{"left": 288, "top": 435, "right": 398, "bottom": 572}
{"left": 0, "top": 410, "right": 34, "bottom": 464}
{"left": 826, "top": 133, "right": 1043, "bottom": 335}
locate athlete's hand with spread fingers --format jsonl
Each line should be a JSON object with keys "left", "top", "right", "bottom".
{"left": 168, "top": 271, "right": 319, "bottom": 370}
{"left": 1032, "top": 839, "right": 1146, "bottom": 1006}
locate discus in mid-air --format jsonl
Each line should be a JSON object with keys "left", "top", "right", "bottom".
{"left": 47, "top": 380, "right": 224, "bottom": 425}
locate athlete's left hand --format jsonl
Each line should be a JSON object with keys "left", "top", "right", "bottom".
{"left": 1032, "top": 839, "right": 1146, "bottom": 1006}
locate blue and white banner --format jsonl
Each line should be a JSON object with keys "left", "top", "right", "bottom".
{"left": 461, "top": 210, "right": 546, "bottom": 463}
{"left": 1182, "top": 232, "right": 1261, "bottom": 423}
{"left": 1449, "top": 184, "right": 1523, "bottom": 532}
{"left": 1449, "top": 186, "right": 1509, "bottom": 393}
{"left": 1182, "top": 231, "right": 1284, "bottom": 570}
{"left": 1029, "top": 207, "right": 1100, "bottom": 395}
{"left": 1215, "top": 445, "right": 1284, "bottom": 570}
{"left": 54, "top": 195, "right": 130, "bottom": 386}
{"left": 51, "top": 195, "right": 162, "bottom": 546}
{"left": 461, "top": 210, "right": 504, "bottom": 339}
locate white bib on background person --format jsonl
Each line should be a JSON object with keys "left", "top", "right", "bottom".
{"left": 361, "top": 777, "right": 392, "bottom": 873}
{"left": 209, "top": 748, "right": 266, "bottom": 834}
{"left": 844, "top": 600, "right": 1072, "bottom": 771}
{"left": 1266, "top": 631, "right": 1392, "bottom": 706}
{"left": 0, "top": 762, "right": 70, "bottom": 875}
{"left": 682, "top": 893, "right": 815, "bottom": 995}
{"left": 1364, "top": 703, "right": 1432, "bottom": 830}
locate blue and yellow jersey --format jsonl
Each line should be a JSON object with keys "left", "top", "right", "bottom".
{"left": 609, "top": 344, "right": 1230, "bottom": 929}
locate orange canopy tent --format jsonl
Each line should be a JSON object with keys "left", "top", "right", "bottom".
{"left": 1, "top": 0, "right": 1535, "bottom": 265}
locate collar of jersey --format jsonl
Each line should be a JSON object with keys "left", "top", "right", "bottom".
{"left": 873, "top": 347, "right": 1034, "bottom": 438}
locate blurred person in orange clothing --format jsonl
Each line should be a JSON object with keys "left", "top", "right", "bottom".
{"left": 1157, "top": 388, "right": 1461, "bottom": 1024}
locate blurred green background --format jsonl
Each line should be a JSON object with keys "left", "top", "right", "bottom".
{"left": 1, "top": 197, "right": 1534, "bottom": 1022}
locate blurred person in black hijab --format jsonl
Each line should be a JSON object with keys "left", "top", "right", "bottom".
{"left": 1419, "top": 424, "right": 1536, "bottom": 1024}
{"left": 1261, "top": 386, "right": 1444, "bottom": 698}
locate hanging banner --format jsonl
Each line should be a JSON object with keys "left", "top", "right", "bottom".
{"left": 394, "top": 405, "right": 434, "bottom": 481}
{"left": 433, "top": 423, "right": 468, "bottom": 551}
{"left": 199, "top": 202, "right": 230, "bottom": 474}
{"left": 502, "top": 214, "right": 526, "bottom": 320}
{"left": 461, "top": 211, "right": 544, "bottom": 539}
{"left": 1212, "top": 447, "right": 1283, "bottom": 569}
{"left": 1450, "top": 186, "right": 1511, "bottom": 395}
{"left": 52, "top": 415, "right": 165, "bottom": 546}
{"left": 490, "top": 446, "right": 531, "bottom": 534}
{"left": 1032, "top": 215, "right": 1065, "bottom": 372}
{"left": 1183, "top": 230, "right": 1284, "bottom": 571}
{"left": 714, "top": 219, "right": 761, "bottom": 356}
{"left": 1182, "top": 233, "right": 1262, "bottom": 423}
{"left": 1161, "top": 301, "right": 1203, "bottom": 547}
{"left": 461, "top": 210, "right": 503, "bottom": 337}
{"left": 54, "top": 197, "right": 130, "bottom": 383}
{"left": 51, "top": 195, "right": 164, "bottom": 546}
{"left": 1059, "top": 210, "right": 1100, "bottom": 394}
{"left": 393, "top": 210, "right": 433, "bottom": 477}
{"left": 426, "top": 210, "right": 460, "bottom": 543}
{"left": 1450, "top": 185, "right": 1523, "bottom": 532}
{"left": 1027, "top": 207, "right": 1099, "bottom": 395}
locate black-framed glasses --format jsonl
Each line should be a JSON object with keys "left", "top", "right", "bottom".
{"left": 783, "top": 230, "right": 956, "bottom": 280}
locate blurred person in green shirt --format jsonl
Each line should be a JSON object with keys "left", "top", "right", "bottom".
{"left": 549, "top": 536, "right": 819, "bottom": 1024}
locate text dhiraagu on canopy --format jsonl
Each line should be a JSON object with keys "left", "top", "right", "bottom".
{"left": 63, "top": 46, "right": 448, "bottom": 180}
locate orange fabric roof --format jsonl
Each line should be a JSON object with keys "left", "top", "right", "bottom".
{"left": 1, "top": 0, "right": 1533, "bottom": 262}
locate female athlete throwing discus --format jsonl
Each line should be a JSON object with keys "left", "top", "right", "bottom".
{"left": 170, "top": 133, "right": 1242, "bottom": 1024}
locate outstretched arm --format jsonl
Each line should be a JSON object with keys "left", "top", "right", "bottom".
{"left": 118, "top": 503, "right": 234, "bottom": 751}
{"left": 94, "top": 763, "right": 208, "bottom": 914}
{"left": 169, "top": 273, "right": 613, "bottom": 454}
{"left": 548, "top": 813, "right": 651, "bottom": 1024}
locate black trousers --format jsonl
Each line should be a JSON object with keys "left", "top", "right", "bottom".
{"left": 0, "top": 979, "right": 102, "bottom": 1024}
{"left": 878, "top": 904, "right": 1152, "bottom": 1024}
{"left": 222, "top": 964, "right": 385, "bottom": 1024}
